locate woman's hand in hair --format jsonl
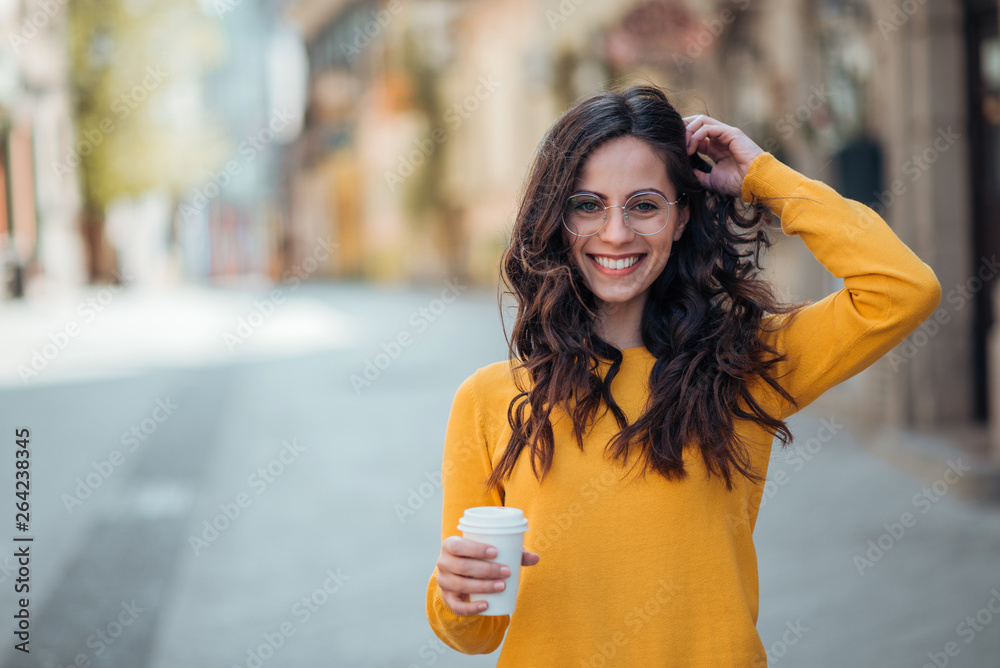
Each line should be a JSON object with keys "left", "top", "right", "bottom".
{"left": 436, "top": 536, "right": 541, "bottom": 615}
{"left": 682, "top": 115, "right": 764, "bottom": 198}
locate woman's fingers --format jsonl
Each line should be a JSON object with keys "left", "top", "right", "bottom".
{"left": 436, "top": 537, "right": 542, "bottom": 615}
{"left": 702, "top": 140, "right": 732, "bottom": 165}
{"left": 437, "top": 537, "right": 512, "bottom": 616}
{"left": 684, "top": 115, "right": 718, "bottom": 153}
{"left": 685, "top": 115, "right": 736, "bottom": 144}
{"left": 437, "top": 569, "right": 507, "bottom": 595}
{"left": 437, "top": 562, "right": 504, "bottom": 616}
{"left": 439, "top": 540, "right": 510, "bottom": 580}
{"left": 442, "top": 535, "right": 495, "bottom": 559}
{"left": 440, "top": 589, "right": 491, "bottom": 616}
{"left": 685, "top": 116, "right": 737, "bottom": 157}
{"left": 682, "top": 113, "right": 764, "bottom": 197}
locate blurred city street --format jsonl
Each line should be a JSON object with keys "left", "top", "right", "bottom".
{"left": 0, "top": 283, "right": 998, "bottom": 668}
{"left": 0, "top": 0, "right": 998, "bottom": 665}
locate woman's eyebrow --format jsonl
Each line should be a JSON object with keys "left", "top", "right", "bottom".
{"left": 573, "top": 188, "right": 669, "bottom": 199}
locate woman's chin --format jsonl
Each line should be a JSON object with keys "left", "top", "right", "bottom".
{"left": 594, "top": 290, "right": 645, "bottom": 309}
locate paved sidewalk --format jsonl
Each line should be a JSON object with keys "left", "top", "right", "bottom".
{"left": 810, "top": 380, "right": 1000, "bottom": 506}
{"left": 0, "top": 281, "right": 365, "bottom": 389}
{"left": 0, "top": 282, "right": 996, "bottom": 667}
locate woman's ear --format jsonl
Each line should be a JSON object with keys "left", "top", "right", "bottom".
{"left": 673, "top": 206, "right": 689, "bottom": 242}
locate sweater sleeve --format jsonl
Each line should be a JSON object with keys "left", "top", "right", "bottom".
{"left": 741, "top": 152, "right": 943, "bottom": 420}
{"left": 425, "top": 370, "right": 509, "bottom": 654}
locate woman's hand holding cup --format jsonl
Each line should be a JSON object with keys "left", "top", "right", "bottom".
{"left": 436, "top": 535, "right": 541, "bottom": 616}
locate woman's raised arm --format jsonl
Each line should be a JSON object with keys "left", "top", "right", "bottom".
{"left": 684, "top": 114, "right": 940, "bottom": 419}
{"left": 742, "top": 151, "right": 941, "bottom": 419}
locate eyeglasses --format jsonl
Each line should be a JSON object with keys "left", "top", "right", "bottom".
{"left": 562, "top": 190, "right": 685, "bottom": 237}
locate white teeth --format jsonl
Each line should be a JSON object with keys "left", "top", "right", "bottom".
{"left": 593, "top": 255, "right": 640, "bottom": 270}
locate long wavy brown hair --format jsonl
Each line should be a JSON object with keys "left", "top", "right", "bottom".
{"left": 484, "top": 84, "right": 814, "bottom": 496}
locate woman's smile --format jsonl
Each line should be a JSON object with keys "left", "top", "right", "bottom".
{"left": 587, "top": 253, "right": 647, "bottom": 275}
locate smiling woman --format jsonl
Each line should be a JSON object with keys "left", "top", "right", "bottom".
{"left": 425, "top": 84, "right": 942, "bottom": 666}
{"left": 561, "top": 135, "right": 690, "bottom": 350}
{"left": 489, "top": 87, "right": 812, "bottom": 498}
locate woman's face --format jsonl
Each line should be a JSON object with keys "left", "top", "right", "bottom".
{"left": 562, "top": 135, "right": 688, "bottom": 315}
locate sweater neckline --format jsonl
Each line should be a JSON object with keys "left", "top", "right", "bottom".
{"left": 598, "top": 345, "right": 654, "bottom": 362}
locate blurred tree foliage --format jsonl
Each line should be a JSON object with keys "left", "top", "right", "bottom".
{"left": 66, "top": 0, "right": 229, "bottom": 276}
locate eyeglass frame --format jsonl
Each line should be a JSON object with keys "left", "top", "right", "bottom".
{"left": 561, "top": 189, "right": 686, "bottom": 237}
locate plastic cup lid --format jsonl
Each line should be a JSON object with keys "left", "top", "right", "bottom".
{"left": 457, "top": 506, "right": 529, "bottom": 534}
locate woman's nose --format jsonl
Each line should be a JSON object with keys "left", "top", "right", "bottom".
{"left": 598, "top": 206, "right": 634, "bottom": 243}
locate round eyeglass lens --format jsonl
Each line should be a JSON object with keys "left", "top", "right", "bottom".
{"left": 624, "top": 192, "right": 671, "bottom": 235}
{"left": 563, "top": 194, "right": 606, "bottom": 236}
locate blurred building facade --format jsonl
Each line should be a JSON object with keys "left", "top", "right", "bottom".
{"left": 0, "top": 0, "right": 84, "bottom": 298}
{"left": 1, "top": 0, "right": 997, "bottom": 459}
{"left": 0, "top": 0, "right": 308, "bottom": 292}
{"left": 170, "top": 0, "right": 308, "bottom": 285}
{"left": 280, "top": 0, "right": 1000, "bottom": 460}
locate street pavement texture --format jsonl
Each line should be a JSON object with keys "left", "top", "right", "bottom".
{"left": 0, "top": 282, "right": 997, "bottom": 668}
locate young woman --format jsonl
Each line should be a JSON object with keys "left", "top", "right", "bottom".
{"left": 425, "top": 84, "right": 941, "bottom": 666}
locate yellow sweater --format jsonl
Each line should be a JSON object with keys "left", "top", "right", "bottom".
{"left": 425, "top": 152, "right": 942, "bottom": 666}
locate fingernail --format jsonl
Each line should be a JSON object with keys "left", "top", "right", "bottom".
{"left": 500, "top": 566, "right": 511, "bottom": 576}
{"left": 485, "top": 547, "right": 497, "bottom": 557}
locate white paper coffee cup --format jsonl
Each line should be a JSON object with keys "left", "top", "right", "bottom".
{"left": 457, "top": 506, "right": 529, "bottom": 616}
